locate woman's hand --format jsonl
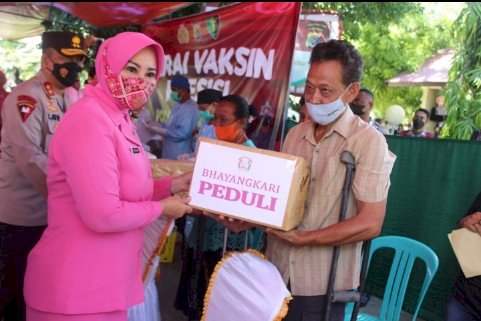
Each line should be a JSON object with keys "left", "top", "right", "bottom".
{"left": 171, "top": 172, "right": 193, "bottom": 194}
{"left": 459, "top": 211, "right": 481, "bottom": 236}
{"left": 160, "top": 195, "right": 192, "bottom": 219}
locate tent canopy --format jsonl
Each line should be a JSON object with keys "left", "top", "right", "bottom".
{"left": 387, "top": 49, "right": 455, "bottom": 87}
{"left": 0, "top": 2, "right": 189, "bottom": 40}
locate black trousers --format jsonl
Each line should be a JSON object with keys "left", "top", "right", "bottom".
{"left": 0, "top": 223, "right": 46, "bottom": 321}
{"left": 284, "top": 282, "right": 346, "bottom": 321}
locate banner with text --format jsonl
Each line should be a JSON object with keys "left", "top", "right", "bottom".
{"left": 142, "top": 2, "right": 301, "bottom": 150}
{"left": 290, "top": 11, "right": 340, "bottom": 95}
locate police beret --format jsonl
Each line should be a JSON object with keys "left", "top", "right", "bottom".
{"left": 197, "top": 89, "right": 223, "bottom": 105}
{"left": 42, "top": 31, "right": 87, "bottom": 57}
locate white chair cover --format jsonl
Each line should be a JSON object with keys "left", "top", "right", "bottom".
{"left": 202, "top": 250, "right": 292, "bottom": 321}
{"left": 127, "top": 217, "right": 174, "bottom": 321}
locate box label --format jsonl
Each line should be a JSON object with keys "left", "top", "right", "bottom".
{"left": 190, "top": 141, "right": 295, "bottom": 227}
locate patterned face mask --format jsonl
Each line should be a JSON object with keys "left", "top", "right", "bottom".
{"left": 103, "top": 53, "right": 155, "bottom": 110}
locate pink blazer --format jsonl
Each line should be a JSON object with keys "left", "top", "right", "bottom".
{"left": 24, "top": 86, "right": 172, "bottom": 314}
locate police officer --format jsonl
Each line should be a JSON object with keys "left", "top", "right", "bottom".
{"left": 0, "top": 31, "right": 87, "bottom": 321}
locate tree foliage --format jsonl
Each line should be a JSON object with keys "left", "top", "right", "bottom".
{"left": 303, "top": 2, "right": 458, "bottom": 123}
{"left": 443, "top": 2, "right": 481, "bottom": 140}
{"left": 0, "top": 38, "right": 41, "bottom": 90}
{"left": 42, "top": 7, "right": 141, "bottom": 73}
{"left": 307, "top": 2, "right": 423, "bottom": 41}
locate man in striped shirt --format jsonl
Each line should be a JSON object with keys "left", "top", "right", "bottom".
{"left": 263, "top": 39, "right": 396, "bottom": 321}
{"left": 219, "top": 40, "right": 396, "bottom": 321}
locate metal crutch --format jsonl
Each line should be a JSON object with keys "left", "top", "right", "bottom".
{"left": 349, "top": 239, "right": 372, "bottom": 321}
{"left": 323, "top": 151, "right": 356, "bottom": 321}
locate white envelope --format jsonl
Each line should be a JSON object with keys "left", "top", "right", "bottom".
{"left": 448, "top": 228, "right": 481, "bottom": 278}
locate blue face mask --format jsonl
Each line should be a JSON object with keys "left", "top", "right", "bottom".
{"left": 306, "top": 84, "right": 351, "bottom": 125}
{"left": 170, "top": 91, "right": 180, "bottom": 102}
{"left": 200, "top": 110, "right": 215, "bottom": 122}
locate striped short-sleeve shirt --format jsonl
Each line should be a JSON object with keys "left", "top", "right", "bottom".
{"left": 266, "top": 108, "right": 396, "bottom": 296}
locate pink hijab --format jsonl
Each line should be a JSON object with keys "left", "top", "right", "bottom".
{"left": 94, "top": 32, "right": 164, "bottom": 101}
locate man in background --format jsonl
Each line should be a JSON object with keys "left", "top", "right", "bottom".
{"left": 0, "top": 31, "right": 87, "bottom": 320}
{"left": 350, "top": 88, "right": 388, "bottom": 135}
{"left": 148, "top": 75, "right": 200, "bottom": 160}
{"left": 399, "top": 108, "right": 434, "bottom": 138}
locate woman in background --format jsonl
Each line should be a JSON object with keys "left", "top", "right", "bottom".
{"left": 174, "top": 95, "right": 264, "bottom": 321}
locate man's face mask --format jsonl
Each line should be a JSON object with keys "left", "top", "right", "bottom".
{"left": 413, "top": 118, "right": 425, "bottom": 130}
{"left": 200, "top": 110, "right": 215, "bottom": 122}
{"left": 350, "top": 104, "right": 366, "bottom": 117}
{"left": 170, "top": 91, "right": 180, "bottom": 102}
{"left": 49, "top": 57, "right": 82, "bottom": 87}
{"left": 305, "top": 84, "right": 351, "bottom": 125}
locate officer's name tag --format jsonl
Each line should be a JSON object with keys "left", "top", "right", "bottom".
{"left": 130, "top": 147, "right": 140, "bottom": 154}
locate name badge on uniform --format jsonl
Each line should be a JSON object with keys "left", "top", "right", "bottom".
{"left": 130, "top": 147, "right": 140, "bottom": 154}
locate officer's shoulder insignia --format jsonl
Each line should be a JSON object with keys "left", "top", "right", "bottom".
{"left": 72, "top": 35, "right": 81, "bottom": 48}
{"left": 48, "top": 105, "right": 58, "bottom": 112}
{"left": 43, "top": 82, "right": 55, "bottom": 98}
{"left": 17, "top": 95, "right": 37, "bottom": 122}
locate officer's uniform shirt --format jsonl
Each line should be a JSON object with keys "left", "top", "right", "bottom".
{"left": 0, "top": 70, "right": 73, "bottom": 226}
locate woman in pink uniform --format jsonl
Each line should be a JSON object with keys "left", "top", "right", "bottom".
{"left": 24, "top": 32, "right": 192, "bottom": 321}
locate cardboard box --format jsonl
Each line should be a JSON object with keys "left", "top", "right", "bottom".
{"left": 150, "top": 159, "right": 194, "bottom": 179}
{"left": 150, "top": 159, "right": 194, "bottom": 197}
{"left": 189, "top": 137, "right": 310, "bottom": 231}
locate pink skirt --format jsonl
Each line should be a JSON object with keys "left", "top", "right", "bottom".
{"left": 27, "top": 305, "right": 127, "bottom": 321}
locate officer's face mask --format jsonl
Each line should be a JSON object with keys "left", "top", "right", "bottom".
{"left": 305, "top": 84, "right": 351, "bottom": 125}
{"left": 49, "top": 57, "right": 82, "bottom": 87}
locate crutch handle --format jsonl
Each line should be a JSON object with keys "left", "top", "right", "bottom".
{"left": 332, "top": 290, "right": 360, "bottom": 303}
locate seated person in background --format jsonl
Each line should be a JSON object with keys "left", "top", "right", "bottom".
{"left": 174, "top": 95, "right": 264, "bottom": 321}
{"left": 399, "top": 108, "right": 434, "bottom": 138}
{"left": 446, "top": 191, "right": 481, "bottom": 321}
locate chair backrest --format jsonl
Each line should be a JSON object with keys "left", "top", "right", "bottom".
{"left": 368, "top": 236, "right": 439, "bottom": 321}
{"left": 202, "top": 250, "right": 292, "bottom": 321}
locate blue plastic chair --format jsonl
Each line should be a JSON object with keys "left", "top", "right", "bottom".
{"left": 345, "top": 236, "right": 439, "bottom": 321}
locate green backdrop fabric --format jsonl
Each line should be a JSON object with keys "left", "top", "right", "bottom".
{"left": 365, "top": 136, "right": 481, "bottom": 321}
